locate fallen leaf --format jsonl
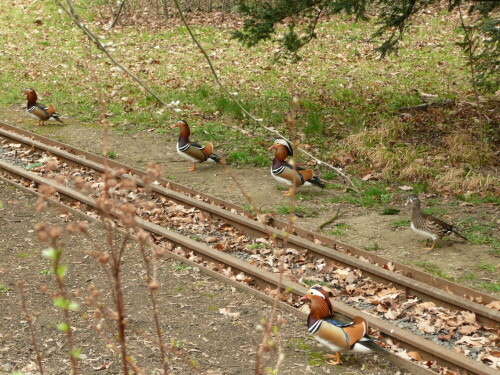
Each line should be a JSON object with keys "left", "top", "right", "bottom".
{"left": 486, "top": 300, "right": 500, "bottom": 311}
{"left": 458, "top": 325, "right": 479, "bottom": 335}
{"left": 219, "top": 307, "right": 240, "bottom": 320}
{"left": 408, "top": 351, "right": 423, "bottom": 361}
{"left": 398, "top": 185, "right": 413, "bottom": 191}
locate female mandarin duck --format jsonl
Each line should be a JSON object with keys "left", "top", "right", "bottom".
{"left": 301, "top": 286, "right": 381, "bottom": 365}
{"left": 269, "top": 138, "right": 324, "bottom": 196}
{"left": 172, "top": 120, "right": 222, "bottom": 171}
{"left": 405, "top": 194, "right": 467, "bottom": 251}
{"left": 23, "top": 88, "right": 63, "bottom": 126}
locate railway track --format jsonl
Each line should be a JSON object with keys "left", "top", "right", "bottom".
{"left": 0, "top": 122, "right": 498, "bottom": 375}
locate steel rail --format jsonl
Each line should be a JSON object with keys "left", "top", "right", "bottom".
{"left": 0, "top": 161, "right": 496, "bottom": 375}
{"left": 0, "top": 123, "right": 498, "bottom": 327}
{"left": 0, "top": 174, "right": 435, "bottom": 375}
{"left": 0, "top": 121, "right": 495, "bottom": 302}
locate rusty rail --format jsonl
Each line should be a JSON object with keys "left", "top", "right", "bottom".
{"left": 0, "top": 123, "right": 498, "bottom": 329}
{"left": 0, "top": 161, "right": 496, "bottom": 375}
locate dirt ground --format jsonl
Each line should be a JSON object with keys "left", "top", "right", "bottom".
{"left": 2, "top": 108, "right": 498, "bottom": 296}
{"left": 0, "top": 180, "right": 405, "bottom": 374}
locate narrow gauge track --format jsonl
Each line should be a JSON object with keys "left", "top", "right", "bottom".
{"left": 0, "top": 122, "right": 497, "bottom": 325}
{"left": 0, "top": 161, "right": 496, "bottom": 375}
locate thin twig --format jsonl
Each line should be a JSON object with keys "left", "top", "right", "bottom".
{"left": 171, "top": 0, "right": 360, "bottom": 193}
{"left": 137, "top": 238, "right": 169, "bottom": 374}
{"left": 254, "top": 98, "right": 300, "bottom": 375}
{"left": 17, "top": 280, "right": 44, "bottom": 375}
{"left": 50, "top": 240, "right": 79, "bottom": 374}
{"left": 56, "top": 0, "right": 169, "bottom": 107}
{"left": 109, "top": 0, "right": 127, "bottom": 29}
{"left": 318, "top": 205, "right": 342, "bottom": 230}
{"left": 457, "top": 3, "right": 485, "bottom": 136}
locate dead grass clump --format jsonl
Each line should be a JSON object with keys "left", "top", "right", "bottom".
{"left": 443, "top": 133, "right": 491, "bottom": 166}
{"left": 432, "top": 168, "right": 498, "bottom": 193}
{"left": 399, "top": 162, "right": 433, "bottom": 182}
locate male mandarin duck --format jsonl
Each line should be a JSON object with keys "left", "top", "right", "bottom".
{"left": 269, "top": 138, "right": 324, "bottom": 196}
{"left": 405, "top": 194, "right": 467, "bottom": 251}
{"left": 274, "top": 137, "right": 294, "bottom": 157}
{"left": 23, "top": 88, "right": 63, "bottom": 126}
{"left": 172, "top": 120, "right": 222, "bottom": 171}
{"left": 301, "top": 286, "right": 381, "bottom": 365}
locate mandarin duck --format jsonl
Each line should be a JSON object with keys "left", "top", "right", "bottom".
{"left": 23, "top": 88, "right": 63, "bottom": 126}
{"left": 269, "top": 138, "right": 324, "bottom": 196}
{"left": 301, "top": 286, "right": 381, "bottom": 365}
{"left": 405, "top": 194, "right": 467, "bottom": 251}
{"left": 172, "top": 120, "right": 222, "bottom": 171}
{"left": 273, "top": 137, "right": 294, "bottom": 157}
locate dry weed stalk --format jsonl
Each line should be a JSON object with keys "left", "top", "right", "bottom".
{"left": 17, "top": 279, "right": 44, "bottom": 375}
{"left": 223, "top": 97, "right": 303, "bottom": 374}
{"left": 169, "top": 0, "right": 359, "bottom": 192}
{"left": 35, "top": 216, "right": 79, "bottom": 374}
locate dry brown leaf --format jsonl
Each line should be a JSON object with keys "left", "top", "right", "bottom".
{"left": 384, "top": 310, "right": 398, "bottom": 320}
{"left": 408, "top": 351, "right": 423, "bottom": 361}
{"left": 219, "top": 307, "right": 240, "bottom": 320}
{"left": 486, "top": 300, "right": 500, "bottom": 311}
{"left": 438, "top": 333, "right": 453, "bottom": 341}
{"left": 418, "top": 320, "right": 438, "bottom": 334}
{"left": 458, "top": 325, "right": 479, "bottom": 335}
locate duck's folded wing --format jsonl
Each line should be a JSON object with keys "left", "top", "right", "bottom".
{"left": 309, "top": 319, "right": 351, "bottom": 351}
{"left": 190, "top": 142, "right": 204, "bottom": 149}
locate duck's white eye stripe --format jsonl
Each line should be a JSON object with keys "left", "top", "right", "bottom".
{"left": 309, "top": 289, "right": 325, "bottom": 299}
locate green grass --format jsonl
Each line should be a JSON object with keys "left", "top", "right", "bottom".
{"left": 0, "top": 0, "right": 497, "bottom": 191}
{"left": 479, "top": 282, "right": 500, "bottom": 293}
{"left": 328, "top": 223, "right": 349, "bottom": 236}
{"left": 276, "top": 204, "right": 317, "bottom": 217}
{"left": 460, "top": 272, "right": 478, "bottom": 281}
{"left": 247, "top": 243, "right": 264, "bottom": 250}
{"left": 457, "top": 193, "right": 500, "bottom": 205}
{"left": 414, "top": 261, "right": 454, "bottom": 280}
{"left": 0, "top": 284, "right": 11, "bottom": 293}
{"left": 106, "top": 150, "right": 117, "bottom": 159}
{"left": 364, "top": 242, "right": 380, "bottom": 251}
{"left": 324, "top": 183, "right": 393, "bottom": 208}
{"left": 391, "top": 219, "right": 410, "bottom": 228}
{"left": 173, "top": 263, "right": 193, "bottom": 271}
{"left": 457, "top": 217, "right": 500, "bottom": 252}
{"left": 476, "top": 264, "right": 496, "bottom": 273}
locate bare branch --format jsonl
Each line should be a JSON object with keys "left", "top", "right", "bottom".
{"left": 171, "top": 0, "right": 360, "bottom": 193}
{"left": 56, "top": 0, "right": 169, "bottom": 107}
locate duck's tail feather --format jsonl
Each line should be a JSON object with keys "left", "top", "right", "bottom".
{"left": 452, "top": 229, "right": 468, "bottom": 241}
{"left": 358, "top": 339, "right": 387, "bottom": 356}
{"left": 51, "top": 113, "right": 64, "bottom": 123}
{"left": 208, "top": 153, "right": 222, "bottom": 163}
{"left": 46, "top": 104, "right": 64, "bottom": 123}
{"left": 309, "top": 176, "right": 325, "bottom": 189}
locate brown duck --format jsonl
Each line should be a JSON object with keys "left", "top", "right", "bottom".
{"left": 405, "top": 194, "right": 467, "bottom": 251}
{"left": 269, "top": 138, "right": 324, "bottom": 196}
{"left": 301, "top": 286, "right": 383, "bottom": 365}
{"left": 172, "top": 120, "right": 222, "bottom": 171}
{"left": 24, "top": 88, "right": 63, "bottom": 126}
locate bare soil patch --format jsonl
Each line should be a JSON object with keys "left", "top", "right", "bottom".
{"left": 0, "top": 181, "right": 402, "bottom": 374}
